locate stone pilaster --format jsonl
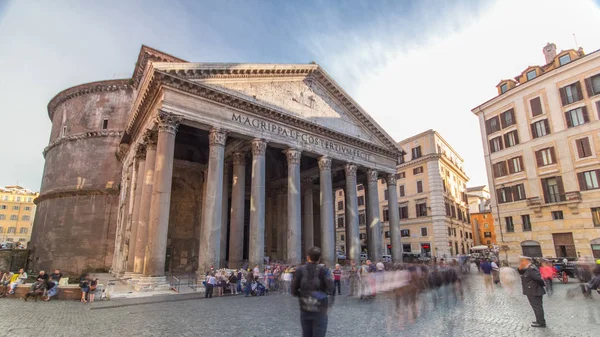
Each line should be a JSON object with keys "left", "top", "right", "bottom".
{"left": 302, "top": 177, "right": 314, "bottom": 257}
{"left": 319, "top": 156, "right": 335, "bottom": 267}
{"left": 285, "top": 148, "right": 302, "bottom": 265}
{"left": 228, "top": 152, "right": 246, "bottom": 269}
{"left": 198, "top": 128, "right": 228, "bottom": 275}
{"left": 366, "top": 169, "right": 382, "bottom": 262}
{"left": 133, "top": 130, "right": 157, "bottom": 275}
{"left": 344, "top": 164, "right": 361, "bottom": 265}
{"left": 143, "top": 112, "right": 181, "bottom": 277}
{"left": 386, "top": 174, "right": 401, "bottom": 263}
{"left": 249, "top": 139, "right": 267, "bottom": 269}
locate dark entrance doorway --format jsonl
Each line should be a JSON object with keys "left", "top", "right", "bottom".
{"left": 552, "top": 232, "right": 576, "bottom": 258}
{"left": 521, "top": 240, "right": 542, "bottom": 257}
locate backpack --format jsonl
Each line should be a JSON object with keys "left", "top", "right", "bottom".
{"left": 299, "top": 265, "right": 327, "bottom": 312}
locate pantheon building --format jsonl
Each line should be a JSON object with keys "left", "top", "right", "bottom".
{"left": 31, "top": 46, "right": 403, "bottom": 285}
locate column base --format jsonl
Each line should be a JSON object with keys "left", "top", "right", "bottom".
{"left": 132, "top": 276, "right": 170, "bottom": 292}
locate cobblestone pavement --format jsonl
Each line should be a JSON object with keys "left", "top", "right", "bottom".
{"left": 0, "top": 272, "right": 599, "bottom": 337}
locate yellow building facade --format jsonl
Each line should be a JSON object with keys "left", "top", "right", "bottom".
{"left": 334, "top": 130, "right": 474, "bottom": 259}
{"left": 473, "top": 43, "right": 600, "bottom": 263}
{"left": 0, "top": 186, "right": 38, "bottom": 248}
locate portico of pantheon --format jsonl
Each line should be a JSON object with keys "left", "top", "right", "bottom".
{"left": 31, "top": 46, "right": 403, "bottom": 283}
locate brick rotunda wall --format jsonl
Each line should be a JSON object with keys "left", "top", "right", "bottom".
{"left": 30, "top": 79, "right": 134, "bottom": 275}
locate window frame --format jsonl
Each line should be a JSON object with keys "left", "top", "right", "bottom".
{"left": 505, "top": 216, "right": 514, "bottom": 232}
{"left": 575, "top": 137, "right": 593, "bottom": 159}
{"left": 551, "top": 211, "right": 564, "bottom": 220}
{"left": 578, "top": 170, "right": 600, "bottom": 191}
{"left": 420, "top": 227, "right": 428, "bottom": 237}
{"left": 522, "top": 214, "right": 532, "bottom": 231}
{"left": 559, "top": 54, "right": 571, "bottom": 66}
{"left": 526, "top": 69, "right": 537, "bottom": 81}
{"left": 565, "top": 107, "right": 589, "bottom": 128}
{"left": 416, "top": 180, "right": 423, "bottom": 194}
{"left": 531, "top": 119, "right": 550, "bottom": 138}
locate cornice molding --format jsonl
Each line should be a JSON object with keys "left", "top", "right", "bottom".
{"left": 43, "top": 130, "right": 124, "bottom": 157}
{"left": 126, "top": 70, "right": 399, "bottom": 160}
{"left": 35, "top": 187, "right": 119, "bottom": 204}
{"left": 47, "top": 79, "right": 131, "bottom": 121}
{"left": 132, "top": 45, "right": 187, "bottom": 88}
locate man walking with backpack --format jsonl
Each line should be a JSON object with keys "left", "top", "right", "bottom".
{"left": 291, "top": 247, "right": 335, "bottom": 337}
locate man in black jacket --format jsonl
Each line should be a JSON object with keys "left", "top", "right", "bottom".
{"left": 291, "top": 247, "right": 335, "bottom": 337}
{"left": 518, "top": 256, "right": 546, "bottom": 328}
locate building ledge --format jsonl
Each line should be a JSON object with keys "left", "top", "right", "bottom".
{"left": 526, "top": 191, "right": 582, "bottom": 217}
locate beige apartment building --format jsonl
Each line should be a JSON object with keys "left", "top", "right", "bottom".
{"left": 0, "top": 186, "right": 38, "bottom": 247}
{"left": 335, "top": 130, "right": 473, "bottom": 259}
{"left": 472, "top": 43, "right": 600, "bottom": 263}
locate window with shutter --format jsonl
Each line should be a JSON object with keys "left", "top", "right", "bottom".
{"left": 531, "top": 119, "right": 550, "bottom": 138}
{"left": 413, "top": 167, "right": 423, "bottom": 174}
{"left": 530, "top": 97, "right": 543, "bottom": 116}
{"left": 504, "top": 130, "right": 519, "bottom": 147}
{"left": 416, "top": 180, "right": 423, "bottom": 193}
{"left": 522, "top": 215, "right": 532, "bottom": 231}
{"left": 485, "top": 116, "right": 501, "bottom": 134}
{"left": 513, "top": 184, "right": 526, "bottom": 201}
{"left": 508, "top": 156, "right": 523, "bottom": 173}
{"left": 575, "top": 137, "right": 592, "bottom": 158}
{"left": 399, "top": 185, "right": 405, "bottom": 197}
{"left": 565, "top": 107, "right": 588, "bottom": 128}
{"left": 578, "top": 171, "right": 600, "bottom": 190}
{"left": 500, "top": 109, "right": 515, "bottom": 128}
{"left": 584, "top": 74, "right": 600, "bottom": 97}
{"left": 561, "top": 82, "right": 583, "bottom": 105}
{"left": 492, "top": 161, "right": 507, "bottom": 178}
{"left": 536, "top": 147, "right": 555, "bottom": 166}
{"left": 411, "top": 146, "right": 422, "bottom": 160}
{"left": 489, "top": 136, "right": 504, "bottom": 153}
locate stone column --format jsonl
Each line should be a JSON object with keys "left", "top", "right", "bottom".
{"left": 249, "top": 139, "right": 267, "bottom": 269}
{"left": 220, "top": 164, "right": 230, "bottom": 268}
{"left": 285, "top": 149, "right": 302, "bottom": 265}
{"left": 197, "top": 128, "right": 228, "bottom": 274}
{"left": 276, "top": 187, "right": 287, "bottom": 261}
{"left": 319, "top": 156, "right": 335, "bottom": 267}
{"left": 143, "top": 112, "right": 181, "bottom": 278}
{"left": 386, "top": 174, "right": 401, "bottom": 263}
{"left": 133, "top": 131, "right": 157, "bottom": 275}
{"left": 366, "top": 169, "right": 382, "bottom": 262}
{"left": 344, "top": 164, "right": 361, "bottom": 266}
{"left": 126, "top": 145, "right": 146, "bottom": 272}
{"left": 228, "top": 152, "right": 246, "bottom": 269}
{"left": 302, "top": 177, "right": 314, "bottom": 257}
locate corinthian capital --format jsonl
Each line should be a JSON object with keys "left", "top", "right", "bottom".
{"left": 134, "top": 143, "right": 146, "bottom": 158}
{"left": 366, "top": 169, "right": 378, "bottom": 182}
{"left": 209, "top": 128, "right": 228, "bottom": 146}
{"left": 385, "top": 174, "right": 397, "bottom": 186}
{"left": 344, "top": 163, "right": 357, "bottom": 177}
{"left": 251, "top": 139, "right": 267, "bottom": 156}
{"left": 142, "top": 130, "right": 158, "bottom": 150}
{"left": 232, "top": 152, "right": 246, "bottom": 165}
{"left": 156, "top": 111, "right": 182, "bottom": 135}
{"left": 284, "top": 148, "right": 302, "bottom": 165}
{"left": 318, "top": 156, "right": 332, "bottom": 171}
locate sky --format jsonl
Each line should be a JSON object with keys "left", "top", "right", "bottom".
{"left": 0, "top": 0, "right": 599, "bottom": 191}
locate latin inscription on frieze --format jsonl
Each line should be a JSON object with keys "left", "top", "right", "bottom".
{"left": 231, "top": 112, "right": 372, "bottom": 162}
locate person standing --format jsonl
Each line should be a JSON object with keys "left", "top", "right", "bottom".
{"left": 291, "top": 247, "right": 334, "bottom": 337}
{"left": 332, "top": 264, "right": 342, "bottom": 296}
{"left": 518, "top": 256, "right": 546, "bottom": 328}
{"left": 539, "top": 260, "right": 555, "bottom": 297}
{"left": 228, "top": 272, "right": 238, "bottom": 295}
{"left": 245, "top": 270, "right": 254, "bottom": 297}
{"left": 480, "top": 259, "right": 493, "bottom": 290}
{"left": 205, "top": 273, "right": 216, "bottom": 298}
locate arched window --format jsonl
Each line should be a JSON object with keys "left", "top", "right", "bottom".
{"left": 521, "top": 240, "right": 542, "bottom": 257}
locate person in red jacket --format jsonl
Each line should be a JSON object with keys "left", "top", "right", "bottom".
{"left": 539, "top": 260, "right": 556, "bottom": 297}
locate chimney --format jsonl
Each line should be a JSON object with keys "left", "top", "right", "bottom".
{"left": 543, "top": 43, "right": 557, "bottom": 64}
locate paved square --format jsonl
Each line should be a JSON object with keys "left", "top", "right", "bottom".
{"left": 0, "top": 273, "right": 598, "bottom": 337}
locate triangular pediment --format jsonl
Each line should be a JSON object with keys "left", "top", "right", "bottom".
{"left": 205, "top": 78, "right": 387, "bottom": 147}
{"left": 151, "top": 61, "right": 401, "bottom": 153}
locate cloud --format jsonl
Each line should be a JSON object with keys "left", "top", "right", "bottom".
{"left": 301, "top": 0, "right": 600, "bottom": 186}
{"left": 0, "top": 0, "right": 598, "bottom": 190}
